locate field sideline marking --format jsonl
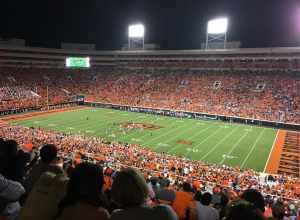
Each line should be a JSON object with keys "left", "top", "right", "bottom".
{"left": 200, "top": 125, "right": 240, "bottom": 161}
{"left": 240, "top": 128, "right": 266, "bottom": 169}
{"left": 263, "top": 129, "right": 279, "bottom": 173}
{"left": 219, "top": 131, "right": 249, "bottom": 164}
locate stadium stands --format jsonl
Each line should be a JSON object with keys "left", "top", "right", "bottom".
{"left": 1, "top": 46, "right": 300, "bottom": 219}
{"left": 0, "top": 66, "right": 300, "bottom": 123}
{"left": 0, "top": 128, "right": 299, "bottom": 219}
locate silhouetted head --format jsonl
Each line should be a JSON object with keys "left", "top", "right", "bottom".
{"left": 241, "top": 189, "right": 265, "bottom": 213}
{"left": 201, "top": 192, "right": 212, "bottom": 206}
{"left": 182, "top": 182, "right": 192, "bottom": 192}
{"left": 58, "top": 162, "right": 106, "bottom": 217}
{"left": 225, "top": 199, "right": 265, "bottom": 220}
{"left": 111, "top": 168, "right": 149, "bottom": 208}
{"left": 272, "top": 201, "right": 285, "bottom": 220}
{"left": 40, "top": 144, "right": 58, "bottom": 163}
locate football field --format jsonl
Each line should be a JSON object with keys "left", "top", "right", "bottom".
{"left": 11, "top": 107, "right": 278, "bottom": 172}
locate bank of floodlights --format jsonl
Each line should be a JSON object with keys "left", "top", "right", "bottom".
{"left": 206, "top": 17, "right": 228, "bottom": 49}
{"left": 128, "top": 24, "right": 145, "bottom": 50}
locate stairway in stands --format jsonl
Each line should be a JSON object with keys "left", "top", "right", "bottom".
{"left": 277, "top": 131, "right": 300, "bottom": 178}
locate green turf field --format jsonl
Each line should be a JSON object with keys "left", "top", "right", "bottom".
{"left": 11, "top": 108, "right": 278, "bottom": 172}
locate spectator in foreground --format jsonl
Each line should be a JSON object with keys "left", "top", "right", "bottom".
{"left": 156, "top": 178, "right": 176, "bottom": 205}
{"left": 0, "top": 140, "right": 30, "bottom": 183}
{"left": 0, "top": 173, "right": 25, "bottom": 220}
{"left": 241, "top": 189, "right": 265, "bottom": 213}
{"left": 193, "top": 192, "right": 219, "bottom": 220}
{"left": 19, "top": 172, "right": 68, "bottom": 220}
{"left": 270, "top": 201, "right": 285, "bottom": 220}
{"left": 56, "top": 163, "right": 109, "bottom": 220}
{"left": 110, "top": 168, "right": 178, "bottom": 220}
{"left": 172, "top": 182, "right": 194, "bottom": 220}
{"left": 225, "top": 199, "right": 265, "bottom": 220}
{"left": 24, "top": 144, "right": 64, "bottom": 193}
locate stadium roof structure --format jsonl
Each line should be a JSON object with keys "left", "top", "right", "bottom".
{"left": 1, "top": 44, "right": 300, "bottom": 70}
{"left": 2, "top": 44, "right": 300, "bottom": 56}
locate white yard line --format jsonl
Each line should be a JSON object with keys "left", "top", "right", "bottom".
{"left": 166, "top": 124, "right": 214, "bottom": 153}
{"left": 183, "top": 126, "right": 222, "bottom": 156}
{"left": 123, "top": 118, "right": 179, "bottom": 142}
{"left": 240, "top": 128, "right": 266, "bottom": 169}
{"left": 263, "top": 129, "right": 280, "bottom": 173}
{"left": 200, "top": 126, "right": 240, "bottom": 160}
{"left": 219, "top": 131, "right": 249, "bottom": 164}
{"left": 146, "top": 123, "right": 190, "bottom": 147}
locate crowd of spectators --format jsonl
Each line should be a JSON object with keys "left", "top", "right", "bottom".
{"left": 87, "top": 69, "right": 300, "bottom": 124}
{"left": 1, "top": 66, "right": 300, "bottom": 124}
{"left": 0, "top": 67, "right": 85, "bottom": 111}
{"left": 0, "top": 125, "right": 299, "bottom": 220}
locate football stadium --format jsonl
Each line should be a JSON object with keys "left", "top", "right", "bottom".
{"left": 1, "top": 1, "right": 300, "bottom": 220}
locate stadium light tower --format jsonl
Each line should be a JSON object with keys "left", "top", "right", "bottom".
{"left": 205, "top": 17, "right": 228, "bottom": 49}
{"left": 128, "top": 23, "right": 145, "bottom": 50}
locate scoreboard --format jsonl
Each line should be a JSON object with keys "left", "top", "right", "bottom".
{"left": 66, "top": 57, "right": 90, "bottom": 68}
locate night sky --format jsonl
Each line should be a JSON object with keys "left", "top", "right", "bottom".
{"left": 1, "top": 0, "right": 300, "bottom": 50}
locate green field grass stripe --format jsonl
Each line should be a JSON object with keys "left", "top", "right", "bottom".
{"left": 125, "top": 118, "right": 182, "bottom": 145}
{"left": 143, "top": 122, "right": 186, "bottom": 146}
{"left": 240, "top": 128, "right": 266, "bottom": 169}
{"left": 183, "top": 126, "right": 222, "bottom": 156}
{"left": 219, "top": 131, "right": 249, "bottom": 164}
{"left": 155, "top": 122, "right": 201, "bottom": 151}
{"left": 200, "top": 125, "right": 240, "bottom": 160}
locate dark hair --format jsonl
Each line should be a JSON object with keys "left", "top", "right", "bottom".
{"left": 220, "top": 193, "right": 229, "bottom": 207}
{"left": 201, "top": 192, "right": 212, "bottom": 206}
{"left": 272, "top": 201, "right": 285, "bottom": 219}
{"left": 150, "top": 177, "right": 158, "bottom": 186}
{"left": 57, "top": 163, "right": 106, "bottom": 217}
{"left": 194, "top": 191, "right": 202, "bottom": 201}
{"left": 111, "top": 168, "right": 149, "bottom": 208}
{"left": 241, "top": 189, "right": 265, "bottom": 213}
{"left": 225, "top": 199, "right": 265, "bottom": 220}
{"left": 40, "top": 144, "right": 58, "bottom": 163}
{"left": 3, "top": 139, "right": 18, "bottom": 156}
{"left": 0, "top": 140, "right": 19, "bottom": 180}
{"left": 182, "top": 182, "right": 192, "bottom": 192}
{"left": 159, "top": 178, "right": 170, "bottom": 188}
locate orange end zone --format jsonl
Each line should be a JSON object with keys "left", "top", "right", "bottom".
{"left": 264, "top": 130, "right": 287, "bottom": 174}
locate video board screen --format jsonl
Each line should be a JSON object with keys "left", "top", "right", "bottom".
{"left": 66, "top": 57, "right": 90, "bottom": 68}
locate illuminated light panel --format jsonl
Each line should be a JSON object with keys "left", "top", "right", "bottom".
{"left": 207, "top": 18, "right": 228, "bottom": 34}
{"left": 128, "top": 24, "right": 145, "bottom": 38}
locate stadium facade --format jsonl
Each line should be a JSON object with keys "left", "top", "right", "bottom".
{"left": 1, "top": 45, "right": 300, "bottom": 70}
